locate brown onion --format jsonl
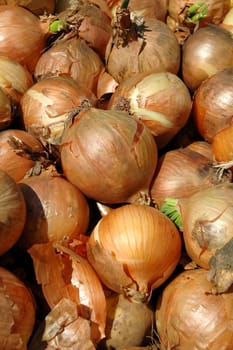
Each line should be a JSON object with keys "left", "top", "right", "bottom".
{"left": 34, "top": 37, "right": 104, "bottom": 95}
{"left": 87, "top": 204, "right": 182, "bottom": 303}
{"left": 60, "top": 108, "right": 158, "bottom": 205}
{"left": 0, "top": 0, "right": 56, "bottom": 15}
{"left": 182, "top": 24, "right": 233, "bottom": 91}
{"left": 0, "top": 87, "right": 12, "bottom": 130}
{"left": 0, "top": 129, "right": 46, "bottom": 182}
{"left": 155, "top": 268, "right": 233, "bottom": 350}
{"left": 192, "top": 67, "right": 233, "bottom": 142}
{"left": 0, "top": 169, "right": 26, "bottom": 256}
{"left": 105, "top": 9, "right": 180, "bottom": 84}
{"left": 108, "top": 71, "right": 192, "bottom": 148}
{"left": 0, "top": 5, "right": 46, "bottom": 73}
{"left": 20, "top": 75, "right": 97, "bottom": 146}
{"left": 0, "top": 266, "right": 36, "bottom": 350}
{"left": 212, "top": 123, "right": 233, "bottom": 164}
{"left": 18, "top": 168, "right": 90, "bottom": 250}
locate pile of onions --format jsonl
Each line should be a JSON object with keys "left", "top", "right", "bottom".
{"left": 0, "top": 129, "right": 46, "bottom": 182}
{"left": 87, "top": 204, "right": 182, "bottom": 303}
{"left": 181, "top": 25, "right": 233, "bottom": 91}
{"left": 29, "top": 240, "right": 106, "bottom": 348}
{"left": 20, "top": 76, "right": 97, "bottom": 146}
{"left": 0, "top": 88, "right": 12, "bottom": 130}
{"left": 105, "top": 7, "right": 180, "bottom": 84}
{"left": 18, "top": 168, "right": 90, "bottom": 250}
{"left": 0, "top": 169, "right": 26, "bottom": 256}
{"left": 151, "top": 142, "right": 232, "bottom": 207}
{"left": 108, "top": 71, "right": 192, "bottom": 148}
{"left": 0, "top": 266, "right": 36, "bottom": 350}
{"left": 34, "top": 37, "right": 104, "bottom": 96}
{"left": 192, "top": 67, "right": 233, "bottom": 142}
{"left": 155, "top": 268, "right": 233, "bottom": 350}
{"left": 60, "top": 108, "right": 158, "bottom": 205}
{"left": 0, "top": 5, "right": 46, "bottom": 73}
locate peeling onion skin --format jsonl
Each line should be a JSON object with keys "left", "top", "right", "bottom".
{"left": 0, "top": 266, "right": 36, "bottom": 350}
{"left": 87, "top": 204, "right": 182, "bottom": 303}
{"left": 155, "top": 268, "right": 233, "bottom": 350}
{"left": 60, "top": 108, "right": 158, "bottom": 205}
{"left": 0, "top": 169, "right": 26, "bottom": 256}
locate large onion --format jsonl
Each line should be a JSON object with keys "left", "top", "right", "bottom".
{"left": 60, "top": 108, "right": 158, "bottom": 205}
{"left": 0, "top": 5, "right": 46, "bottom": 73}
{"left": 18, "top": 168, "right": 90, "bottom": 250}
{"left": 0, "top": 266, "right": 36, "bottom": 350}
{"left": 0, "top": 169, "right": 26, "bottom": 256}
{"left": 182, "top": 24, "right": 233, "bottom": 91}
{"left": 20, "top": 76, "right": 97, "bottom": 146}
{"left": 192, "top": 67, "right": 233, "bottom": 142}
{"left": 87, "top": 204, "right": 182, "bottom": 303}
{"left": 155, "top": 268, "right": 233, "bottom": 350}
{"left": 108, "top": 71, "right": 192, "bottom": 148}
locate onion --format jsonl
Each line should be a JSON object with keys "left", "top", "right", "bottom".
{"left": 0, "top": 5, "right": 46, "bottom": 73}
{"left": 155, "top": 268, "right": 233, "bottom": 350}
{"left": 212, "top": 123, "right": 233, "bottom": 164}
{"left": 0, "top": 169, "right": 26, "bottom": 256}
{"left": 0, "top": 0, "right": 56, "bottom": 15}
{"left": 0, "top": 266, "right": 36, "bottom": 350}
{"left": 105, "top": 7, "right": 180, "bottom": 84}
{"left": 181, "top": 24, "right": 233, "bottom": 91}
{"left": 98, "top": 291, "right": 153, "bottom": 350}
{"left": 192, "top": 67, "right": 233, "bottom": 142}
{"left": 20, "top": 75, "right": 97, "bottom": 146}
{"left": 87, "top": 204, "right": 182, "bottom": 303}
{"left": 34, "top": 37, "right": 104, "bottom": 95}
{"left": 0, "top": 128, "right": 46, "bottom": 182}
{"left": 0, "top": 87, "right": 12, "bottom": 130}
{"left": 18, "top": 167, "right": 90, "bottom": 250}
{"left": 60, "top": 107, "right": 158, "bottom": 205}
{"left": 151, "top": 143, "right": 232, "bottom": 207}
{"left": 28, "top": 240, "right": 106, "bottom": 346}
{"left": 220, "top": 7, "right": 233, "bottom": 33}
{"left": 108, "top": 71, "right": 192, "bottom": 149}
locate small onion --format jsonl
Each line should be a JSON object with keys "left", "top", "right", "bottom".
{"left": 20, "top": 76, "right": 97, "bottom": 146}
{"left": 0, "top": 169, "right": 26, "bottom": 256}
{"left": 87, "top": 204, "right": 182, "bottom": 303}
{"left": 105, "top": 9, "right": 180, "bottom": 84}
{"left": 182, "top": 24, "right": 233, "bottom": 91}
{"left": 18, "top": 168, "right": 90, "bottom": 250}
{"left": 34, "top": 37, "right": 104, "bottom": 95}
{"left": 60, "top": 108, "right": 158, "bottom": 205}
{"left": 192, "top": 67, "right": 233, "bottom": 142}
{"left": 108, "top": 71, "right": 192, "bottom": 148}
{"left": 0, "top": 266, "right": 36, "bottom": 350}
{"left": 155, "top": 268, "right": 233, "bottom": 350}
{"left": 0, "top": 129, "right": 46, "bottom": 182}
{"left": 0, "top": 5, "right": 46, "bottom": 73}
{"left": 0, "top": 87, "right": 12, "bottom": 130}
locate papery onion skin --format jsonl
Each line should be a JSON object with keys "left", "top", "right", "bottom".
{"left": 192, "top": 67, "right": 233, "bottom": 142}
{"left": 108, "top": 71, "right": 192, "bottom": 149}
{"left": 20, "top": 76, "right": 98, "bottom": 146}
{"left": 0, "top": 169, "right": 26, "bottom": 256}
{"left": 0, "top": 5, "right": 46, "bottom": 73}
{"left": 87, "top": 204, "right": 182, "bottom": 303}
{"left": 178, "top": 183, "right": 233, "bottom": 269}
{"left": 0, "top": 129, "right": 45, "bottom": 182}
{"left": 60, "top": 108, "right": 157, "bottom": 205}
{"left": 0, "top": 266, "right": 36, "bottom": 350}
{"left": 0, "top": 87, "right": 12, "bottom": 130}
{"left": 18, "top": 170, "right": 90, "bottom": 250}
{"left": 155, "top": 268, "right": 233, "bottom": 350}
{"left": 182, "top": 25, "right": 233, "bottom": 91}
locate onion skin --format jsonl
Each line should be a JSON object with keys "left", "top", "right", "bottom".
{"left": 212, "top": 123, "right": 233, "bottom": 162}
{"left": 0, "top": 0, "right": 56, "bottom": 15}
{"left": 192, "top": 67, "right": 233, "bottom": 142}
{"left": 182, "top": 25, "right": 233, "bottom": 91}
{"left": 155, "top": 268, "right": 233, "bottom": 350}
{"left": 0, "top": 5, "right": 46, "bottom": 73}
{"left": 18, "top": 170, "right": 90, "bottom": 250}
{"left": 0, "top": 266, "right": 36, "bottom": 350}
{"left": 0, "top": 88, "right": 12, "bottom": 131}
{"left": 87, "top": 204, "right": 182, "bottom": 303}
{"left": 60, "top": 108, "right": 157, "bottom": 205}
{"left": 0, "top": 169, "right": 26, "bottom": 256}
